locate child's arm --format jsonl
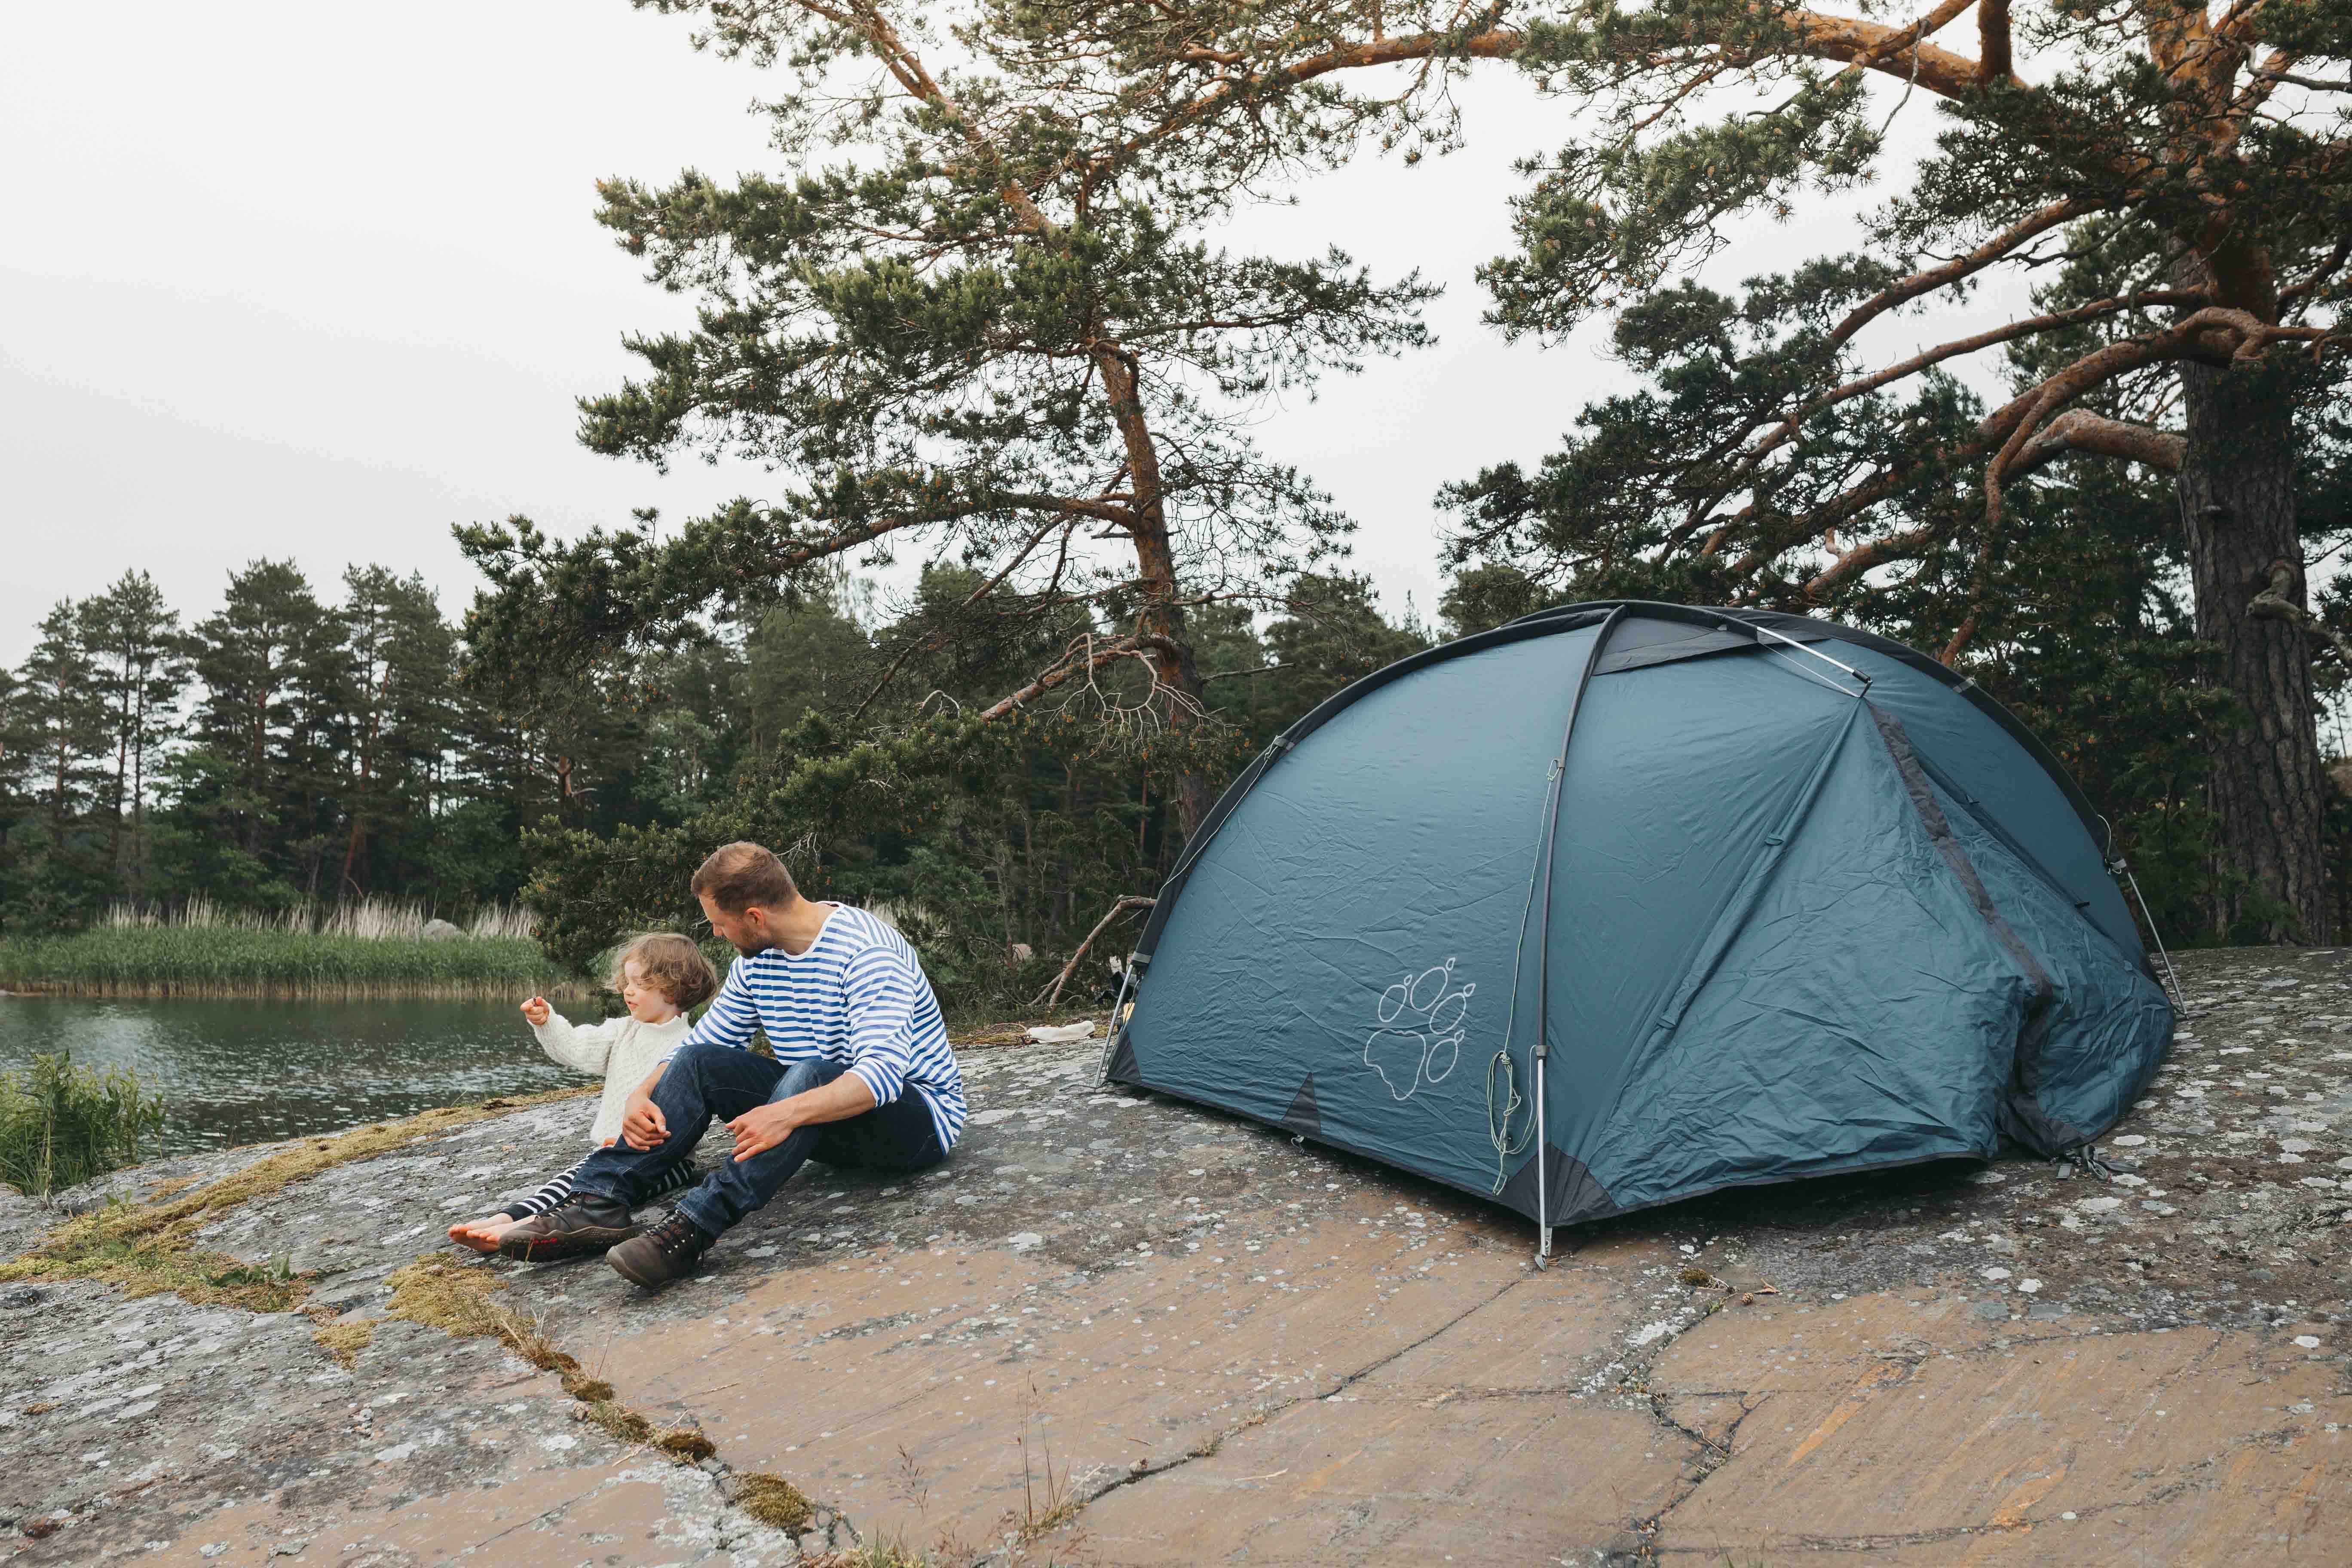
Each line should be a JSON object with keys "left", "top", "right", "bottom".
{"left": 524, "top": 998, "right": 620, "bottom": 1074}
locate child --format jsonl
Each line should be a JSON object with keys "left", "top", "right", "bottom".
{"left": 447, "top": 932, "right": 720, "bottom": 1256}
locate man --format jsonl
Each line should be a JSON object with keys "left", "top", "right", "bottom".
{"left": 499, "top": 841, "right": 967, "bottom": 1288}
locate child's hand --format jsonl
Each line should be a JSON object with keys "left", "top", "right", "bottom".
{"left": 521, "top": 996, "right": 552, "bottom": 1026}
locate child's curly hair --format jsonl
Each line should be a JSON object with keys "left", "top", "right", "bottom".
{"left": 608, "top": 932, "right": 719, "bottom": 1011}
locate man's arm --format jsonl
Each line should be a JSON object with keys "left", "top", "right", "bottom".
{"left": 724, "top": 1069, "right": 876, "bottom": 1161}
{"left": 618, "top": 1061, "right": 669, "bottom": 1148}
{"left": 836, "top": 946, "right": 920, "bottom": 1109}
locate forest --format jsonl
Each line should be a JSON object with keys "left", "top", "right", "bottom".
{"left": 6, "top": 0, "right": 2347, "bottom": 1007}
{"left": 0, "top": 559, "right": 1432, "bottom": 1002}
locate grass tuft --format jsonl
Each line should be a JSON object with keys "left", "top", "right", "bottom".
{"left": 734, "top": 1473, "right": 816, "bottom": 1531}
{"left": 655, "top": 1425, "right": 719, "bottom": 1462}
{"left": 805, "top": 1536, "right": 940, "bottom": 1568}
{"left": 384, "top": 1254, "right": 514, "bottom": 1339}
{"left": 583, "top": 1400, "right": 657, "bottom": 1446}
{"left": 311, "top": 1317, "right": 376, "bottom": 1368}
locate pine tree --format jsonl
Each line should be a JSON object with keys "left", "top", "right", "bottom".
{"left": 83, "top": 570, "right": 189, "bottom": 901}
{"left": 336, "top": 566, "right": 458, "bottom": 899}
{"left": 187, "top": 560, "right": 347, "bottom": 896}
{"left": 1090, "top": 0, "right": 2348, "bottom": 935}
{"left": 458, "top": 0, "right": 1435, "bottom": 834}
{"left": 1261, "top": 573, "right": 1434, "bottom": 726}
{"left": 7, "top": 602, "right": 112, "bottom": 925}
{"left": 16, "top": 602, "right": 106, "bottom": 837}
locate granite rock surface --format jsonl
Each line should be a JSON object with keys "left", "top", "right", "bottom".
{"left": 3, "top": 946, "right": 2349, "bottom": 1564}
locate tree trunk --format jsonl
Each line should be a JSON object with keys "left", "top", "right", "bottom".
{"left": 110, "top": 728, "right": 128, "bottom": 879}
{"left": 2177, "top": 357, "right": 2330, "bottom": 943}
{"left": 1091, "top": 345, "right": 1214, "bottom": 836}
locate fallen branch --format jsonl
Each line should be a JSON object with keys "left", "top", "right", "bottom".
{"left": 1032, "top": 896, "right": 1155, "bottom": 1008}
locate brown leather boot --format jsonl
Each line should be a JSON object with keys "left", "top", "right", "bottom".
{"left": 606, "top": 1210, "right": 717, "bottom": 1289}
{"left": 496, "top": 1191, "right": 642, "bottom": 1262}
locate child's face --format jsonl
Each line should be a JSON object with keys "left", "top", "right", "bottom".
{"left": 620, "top": 960, "right": 680, "bottom": 1023}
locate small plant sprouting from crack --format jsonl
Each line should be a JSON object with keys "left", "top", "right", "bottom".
{"left": 1013, "top": 1432, "right": 1082, "bottom": 1541}
{"left": 1004, "top": 1371, "right": 1085, "bottom": 1548}
{"left": 891, "top": 1443, "right": 931, "bottom": 1517}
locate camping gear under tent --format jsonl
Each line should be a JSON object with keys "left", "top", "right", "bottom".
{"left": 1104, "top": 601, "right": 2175, "bottom": 1243}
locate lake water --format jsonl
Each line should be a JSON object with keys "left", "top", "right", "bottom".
{"left": 0, "top": 995, "right": 592, "bottom": 1158}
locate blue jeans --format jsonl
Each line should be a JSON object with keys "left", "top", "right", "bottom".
{"left": 568, "top": 1041, "right": 948, "bottom": 1236}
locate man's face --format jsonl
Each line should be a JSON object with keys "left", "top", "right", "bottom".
{"left": 698, "top": 894, "right": 769, "bottom": 956}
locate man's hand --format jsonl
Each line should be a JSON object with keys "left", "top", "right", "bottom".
{"left": 726, "top": 1101, "right": 802, "bottom": 1163}
{"left": 520, "top": 995, "right": 551, "bottom": 1026}
{"left": 621, "top": 1090, "right": 669, "bottom": 1150}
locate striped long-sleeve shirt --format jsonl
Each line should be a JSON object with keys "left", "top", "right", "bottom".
{"left": 665, "top": 904, "right": 967, "bottom": 1151}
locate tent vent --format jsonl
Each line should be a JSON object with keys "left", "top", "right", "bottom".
{"left": 1500, "top": 1144, "right": 1616, "bottom": 1227}
{"left": 1280, "top": 1074, "right": 1321, "bottom": 1139}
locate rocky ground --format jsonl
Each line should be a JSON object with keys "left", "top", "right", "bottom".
{"left": 3, "top": 946, "right": 2349, "bottom": 1565}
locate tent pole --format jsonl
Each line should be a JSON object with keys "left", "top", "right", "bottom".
{"left": 2098, "top": 814, "right": 2187, "bottom": 1018}
{"left": 1528, "top": 604, "right": 1630, "bottom": 1269}
{"left": 2120, "top": 861, "right": 2187, "bottom": 1017}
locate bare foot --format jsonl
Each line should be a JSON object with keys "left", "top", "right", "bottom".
{"left": 447, "top": 1216, "right": 517, "bottom": 1254}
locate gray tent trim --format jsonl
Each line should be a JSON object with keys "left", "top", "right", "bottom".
{"left": 1280, "top": 1074, "right": 1321, "bottom": 1139}
{"left": 1110, "top": 600, "right": 2173, "bottom": 1232}
{"left": 1499, "top": 1143, "right": 1617, "bottom": 1227}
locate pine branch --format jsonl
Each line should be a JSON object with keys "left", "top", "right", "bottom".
{"left": 977, "top": 632, "right": 1189, "bottom": 722}
{"left": 1976, "top": 0, "right": 2012, "bottom": 86}
{"left": 2013, "top": 410, "right": 2185, "bottom": 476}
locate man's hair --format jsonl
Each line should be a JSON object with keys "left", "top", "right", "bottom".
{"left": 691, "top": 841, "right": 798, "bottom": 914}
{"left": 608, "top": 931, "right": 720, "bottom": 1011}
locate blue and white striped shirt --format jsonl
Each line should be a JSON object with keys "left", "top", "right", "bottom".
{"left": 665, "top": 904, "right": 966, "bottom": 1150}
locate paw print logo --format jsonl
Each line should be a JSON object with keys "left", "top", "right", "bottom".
{"left": 1363, "top": 957, "right": 1474, "bottom": 1102}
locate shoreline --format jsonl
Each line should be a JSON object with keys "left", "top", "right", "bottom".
{"left": 0, "top": 981, "right": 596, "bottom": 1001}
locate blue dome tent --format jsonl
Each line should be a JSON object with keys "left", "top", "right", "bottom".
{"left": 1104, "top": 601, "right": 2176, "bottom": 1251}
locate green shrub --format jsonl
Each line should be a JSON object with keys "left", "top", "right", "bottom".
{"left": 0, "top": 1054, "right": 167, "bottom": 1197}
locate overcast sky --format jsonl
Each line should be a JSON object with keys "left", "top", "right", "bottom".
{"left": 1, "top": 3, "right": 1994, "bottom": 666}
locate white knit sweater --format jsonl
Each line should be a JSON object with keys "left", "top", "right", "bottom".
{"left": 532, "top": 1012, "right": 694, "bottom": 1146}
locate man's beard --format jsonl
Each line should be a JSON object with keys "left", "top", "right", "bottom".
{"left": 730, "top": 935, "right": 762, "bottom": 956}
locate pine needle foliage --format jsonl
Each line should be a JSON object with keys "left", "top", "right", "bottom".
{"left": 1019, "top": 0, "right": 2349, "bottom": 938}
{"left": 457, "top": 0, "right": 1439, "bottom": 831}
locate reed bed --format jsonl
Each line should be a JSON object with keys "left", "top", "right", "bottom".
{"left": 0, "top": 927, "right": 580, "bottom": 999}
{"left": 104, "top": 896, "right": 538, "bottom": 941}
